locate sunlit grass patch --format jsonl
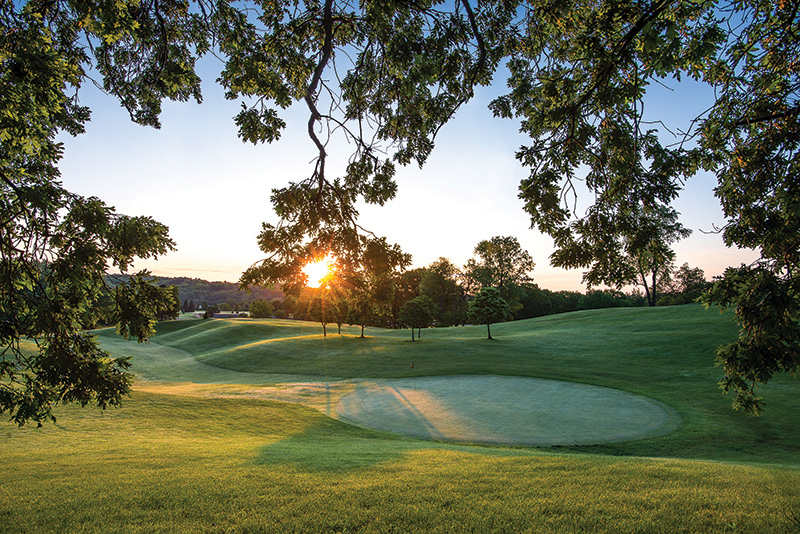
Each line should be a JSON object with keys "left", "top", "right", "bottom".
{"left": 110, "top": 305, "right": 800, "bottom": 465}
{"left": 2, "top": 392, "right": 798, "bottom": 534}
{"left": 12, "top": 306, "right": 790, "bottom": 533}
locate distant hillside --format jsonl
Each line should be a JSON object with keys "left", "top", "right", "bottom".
{"left": 105, "top": 275, "right": 283, "bottom": 306}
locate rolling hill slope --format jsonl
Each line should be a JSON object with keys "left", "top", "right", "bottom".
{"left": 95, "top": 304, "right": 800, "bottom": 464}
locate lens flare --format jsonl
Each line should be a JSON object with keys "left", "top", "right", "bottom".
{"left": 302, "top": 256, "right": 334, "bottom": 288}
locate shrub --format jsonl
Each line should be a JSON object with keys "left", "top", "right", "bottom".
{"left": 250, "top": 299, "right": 274, "bottom": 318}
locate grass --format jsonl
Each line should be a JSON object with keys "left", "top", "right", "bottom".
{"left": 2, "top": 305, "right": 799, "bottom": 533}
{"left": 2, "top": 392, "right": 799, "bottom": 534}
{"left": 97, "top": 305, "right": 800, "bottom": 465}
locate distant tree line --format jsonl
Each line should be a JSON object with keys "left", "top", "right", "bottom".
{"left": 264, "top": 236, "right": 710, "bottom": 338}
{"left": 104, "top": 275, "right": 284, "bottom": 313}
{"left": 90, "top": 238, "right": 709, "bottom": 333}
{"left": 93, "top": 240, "right": 708, "bottom": 333}
{"left": 152, "top": 276, "right": 284, "bottom": 309}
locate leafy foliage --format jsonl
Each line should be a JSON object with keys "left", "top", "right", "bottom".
{"left": 467, "top": 287, "right": 512, "bottom": 340}
{"left": 344, "top": 238, "right": 412, "bottom": 337}
{"left": 0, "top": 187, "right": 177, "bottom": 426}
{"left": 419, "top": 258, "right": 468, "bottom": 326}
{"left": 628, "top": 206, "right": 692, "bottom": 306}
{"left": 658, "top": 263, "right": 710, "bottom": 306}
{"left": 249, "top": 299, "right": 274, "bottom": 319}
{"left": 0, "top": 0, "right": 198, "bottom": 425}
{"left": 465, "top": 236, "right": 535, "bottom": 313}
{"left": 156, "top": 285, "right": 181, "bottom": 321}
{"left": 307, "top": 296, "right": 331, "bottom": 337}
{"left": 703, "top": 264, "right": 800, "bottom": 414}
{"left": 330, "top": 297, "right": 349, "bottom": 335}
{"left": 235, "top": 0, "right": 520, "bottom": 289}
{"left": 398, "top": 295, "right": 436, "bottom": 341}
{"left": 488, "top": 0, "right": 800, "bottom": 411}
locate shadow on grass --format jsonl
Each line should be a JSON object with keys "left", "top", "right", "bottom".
{"left": 255, "top": 416, "right": 439, "bottom": 472}
{"left": 256, "top": 413, "right": 543, "bottom": 473}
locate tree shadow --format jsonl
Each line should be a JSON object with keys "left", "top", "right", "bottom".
{"left": 255, "top": 417, "right": 439, "bottom": 473}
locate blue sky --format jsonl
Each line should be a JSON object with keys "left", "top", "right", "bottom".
{"left": 57, "top": 57, "right": 758, "bottom": 291}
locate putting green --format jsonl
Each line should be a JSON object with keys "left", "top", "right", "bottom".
{"left": 336, "top": 375, "right": 680, "bottom": 446}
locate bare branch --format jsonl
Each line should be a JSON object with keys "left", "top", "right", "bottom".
{"left": 304, "top": 0, "right": 335, "bottom": 187}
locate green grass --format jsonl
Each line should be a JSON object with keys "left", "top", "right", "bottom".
{"left": 2, "top": 392, "right": 798, "bottom": 534}
{"left": 145, "top": 306, "right": 738, "bottom": 391}
{"left": 3, "top": 305, "right": 799, "bottom": 533}
{"left": 97, "top": 305, "right": 800, "bottom": 465}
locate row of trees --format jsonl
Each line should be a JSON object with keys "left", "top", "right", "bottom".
{"left": 246, "top": 236, "right": 531, "bottom": 338}
{"left": 180, "top": 252, "right": 709, "bottom": 324}
{"left": 399, "top": 287, "right": 511, "bottom": 341}
{"left": 161, "top": 251, "right": 709, "bottom": 329}
{"left": 255, "top": 235, "right": 709, "bottom": 340}
{"left": 94, "top": 233, "right": 709, "bottom": 333}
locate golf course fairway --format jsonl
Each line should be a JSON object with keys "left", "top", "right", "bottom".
{"left": 99, "top": 325, "right": 682, "bottom": 446}
{"left": 4, "top": 306, "right": 800, "bottom": 534}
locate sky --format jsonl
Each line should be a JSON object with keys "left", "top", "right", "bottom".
{"left": 57, "top": 56, "right": 759, "bottom": 292}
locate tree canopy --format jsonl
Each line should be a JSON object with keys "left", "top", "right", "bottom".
{"left": 659, "top": 263, "right": 710, "bottom": 306}
{"left": 419, "top": 258, "right": 468, "bottom": 326}
{"left": 465, "top": 236, "right": 535, "bottom": 313}
{"left": 249, "top": 299, "right": 274, "bottom": 318}
{"left": 4, "top": 0, "right": 799, "bottom": 415}
{"left": 467, "top": 287, "right": 512, "bottom": 340}
{"left": 398, "top": 295, "right": 437, "bottom": 341}
{"left": 1, "top": 0, "right": 184, "bottom": 424}
{"left": 490, "top": 0, "right": 800, "bottom": 412}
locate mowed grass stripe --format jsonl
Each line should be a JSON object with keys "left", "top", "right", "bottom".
{"left": 101, "top": 305, "right": 800, "bottom": 465}
{"left": 1, "top": 392, "right": 798, "bottom": 534}
{"left": 147, "top": 306, "right": 734, "bottom": 384}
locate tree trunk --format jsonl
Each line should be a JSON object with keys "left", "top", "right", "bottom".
{"left": 417, "top": 327, "right": 421, "bottom": 339}
{"left": 411, "top": 328, "right": 415, "bottom": 341}
{"left": 651, "top": 269, "right": 658, "bottom": 306}
{"left": 487, "top": 323, "right": 493, "bottom": 340}
{"left": 322, "top": 323, "right": 327, "bottom": 337}
{"left": 639, "top": 267, "right": 654, "bottom": 306}
{"left": 360, "top": 324, "right": 365, "bottom": 338}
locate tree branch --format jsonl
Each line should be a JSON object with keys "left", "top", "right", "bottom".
{"left": 575, "top": 0, "right": 672, "bottom": 111}
{"left": 733, "top": 106, "right": 800, "bottom": 127}
{"left": 432, "top": 0, "right": 489, "bottom": 140}
{"left": 304, "top": 0, "right": 335, "bottom": 187}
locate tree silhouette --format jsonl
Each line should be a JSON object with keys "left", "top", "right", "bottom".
{"left": 399, "top": 295, "right": 437, "bottom": 341}
{"left": 468, "top": 288, "right": 512, "bottom": 340}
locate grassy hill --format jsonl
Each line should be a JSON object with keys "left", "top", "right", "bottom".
{"left": 149, "top": 304, "right": 738, "bottom": 387}
{"left": 3, "top": 305, "right": 799, "bottom": 533}
{"left": 4, "top": 391, "right": 798, "bottom": 534}
{"left": 91, "top": 304, "right": 800, "bottom": 465}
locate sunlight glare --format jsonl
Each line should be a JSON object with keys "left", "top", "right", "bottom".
{"left": 303, "top": 256, "right": 335, "bottom": 288}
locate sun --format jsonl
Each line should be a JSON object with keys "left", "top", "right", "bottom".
{"left": 302, "top": 256, "right": 335, "bottom": 288}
